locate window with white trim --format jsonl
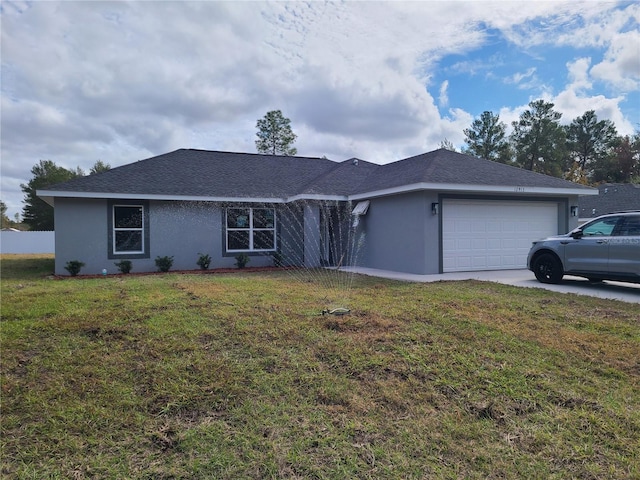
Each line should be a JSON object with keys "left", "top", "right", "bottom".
{"left": 226, "top": 208, "right": 276, "bottom": 252}
{"left": 113, "top": 205, "right": 144, "bottom": 253}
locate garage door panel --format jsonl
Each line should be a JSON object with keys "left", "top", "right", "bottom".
{"left": 442, "top": 200, "right": 558, "bottom": 272}
{"left": 487, "top": 239, "right": 501, "bottom": 249}
{"left": 487, "top": 221, "right": 501, "bottom": 232}
{"left": 457, "top": 238, "right": 472, "bottom": 250}
{"left": 472, "top": 221, "right": 486, "bottom": 232}
{"left": 487, "top": 256, "right": 502, "bottom": 268}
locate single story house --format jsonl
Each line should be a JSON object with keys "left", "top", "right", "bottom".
{"left": 578, "top": 183, "right": 640, "bottom": 222}
{"left": 38, "top": 148, "right": 597, "bottom": 276}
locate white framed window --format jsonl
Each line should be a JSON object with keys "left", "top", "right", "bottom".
{"left": 113, "top": 204, "right": 144, "bottom": 254}
{"left": 226, "top": 207, "right": 276, "bottom": 252}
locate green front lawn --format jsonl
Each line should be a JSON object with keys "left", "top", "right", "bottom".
{"left": 1, "top": 255, "right": 638, "bottom": 478}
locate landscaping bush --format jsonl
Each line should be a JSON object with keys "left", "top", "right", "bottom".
{"left": 235, "top": 253, "right": 250, "bottom": 269}
{"left": 114, "top": 260, "right": 132, "bottom": 274}
{"left": 155, "top": 255, "right": 174, "bottom": 272}
{"left": 196, "top": 253, "right": 212, "bottom": 270}
{"left": 64, "top": 260, "right": 85, "bottom": 276}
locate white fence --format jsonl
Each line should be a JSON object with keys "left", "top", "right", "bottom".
{"left": 0, "top": 231, "right": 55, "bottom": 254}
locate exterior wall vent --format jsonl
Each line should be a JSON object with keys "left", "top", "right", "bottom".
{"left": 352, "top": 200, "right": 370, "bottom": 216}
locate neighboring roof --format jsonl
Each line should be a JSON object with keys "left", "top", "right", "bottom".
{"left": 578, "top": 183, "right": 640, "bottom": 218}
{"left": 38, "top": 148, "right": 596, "bottom": 205}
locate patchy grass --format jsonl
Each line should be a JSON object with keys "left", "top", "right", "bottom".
{"left": 1, "top": 255, "right": 639, "bottom": 479}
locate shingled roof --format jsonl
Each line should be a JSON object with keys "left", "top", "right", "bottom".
{"left": 39, "top": 149, "right": 345, "bottom": 199}
{"left": 350, "top": 149, "right": 593, "bottom": 195}
{"left": 38, "top": 148, "right": 595, "bottom": 204}
{"left": 578, "top": 183, "right": 640, "bottom": 218}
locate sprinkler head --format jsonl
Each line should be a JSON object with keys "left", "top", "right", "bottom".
{"left": 322, "top": 307, "right": 350, "bottom": 316}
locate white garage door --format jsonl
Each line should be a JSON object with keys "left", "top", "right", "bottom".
{"left": 442, "top": 199, "right": 558, "bottom": 272}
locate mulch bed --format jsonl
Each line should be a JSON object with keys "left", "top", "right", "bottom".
{"left": 52, "top": 266, "right": 300, "bottom": 280}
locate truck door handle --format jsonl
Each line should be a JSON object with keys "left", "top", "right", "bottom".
{"left": 596, "top": 239, "right": 608, "bottom": 244}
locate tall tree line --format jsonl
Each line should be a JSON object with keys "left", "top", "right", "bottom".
{"left": 463, "top": 100, "right": 639, "bottom": 185}
{"left": 17, "top": 160, "right": 111, "bottom": 231}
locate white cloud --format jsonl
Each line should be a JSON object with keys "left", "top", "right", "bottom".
{"left": 498, "top": 104, "right": 530, "bottom": 135}
{"left": 428, "top": 108, "right": 474, "bottom": 152}
{"left": 553, "top": 3, "right": 640, "bottom": 49}
{"left": 505, "top": 67, "right": 538, "bottom": 89}
{"left": 590, "top": 30, "right": 640, "bottom": 92}
{"left": 439, "top": 81, "right": 449, "bottom": 108}
{"left": 550, "top": 52, "right": 635, "bottom": 135}
{"left": 552, "top": 89, "right": 632, "bottom": 133}
{"left": 501, "top": 2, "right": 640, "bottom": 95}
{"left": 566, "top": 57, "right": 593, "bottom": 93}
{"left": 0, "top": 0, "right": 637, "bottom": 218}
{"left": 497, "top": 54, "right": 635, "bottom": 137}
{"left": 496, "top": 2, "right": 631, "bottom": 48}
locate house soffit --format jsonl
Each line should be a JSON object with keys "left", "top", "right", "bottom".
{"left": 347, "top": 182, "right": 598, "bottom": 201}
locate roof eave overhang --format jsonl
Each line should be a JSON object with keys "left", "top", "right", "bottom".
{"left": 36, "top": 190, "right": 290, "bottom": 204}
{"left": 38, "top": 195, "right": 56, "bottom": 207}
{"left": 36, "top": 190, "right": 350, "bottom": 205}
{"left": 348, "top": 182, "right": 598, "bottom": 200}
{"left": 38, "top": 183, "right": 597, "bottom": 206}
{"left": 286, "top": 193, "right": 348, "bottom": 202}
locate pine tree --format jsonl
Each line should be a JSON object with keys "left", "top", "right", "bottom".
{"left": 255, "top": 110, "right": 297, "bottom": 156}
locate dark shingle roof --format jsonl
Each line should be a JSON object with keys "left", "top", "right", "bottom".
{"left": 353, "top": 149, "right": 594, "bottom": 193}
{"left": 298, "top": 158, "right": 379, "bottom": 196}
{"left": 39, "top": 148, "right": 594, "bottom": 201}
{"left": 43, "top": 149, "right": 340, "bottom": 199}
{"left": 578, "top": 183, "right": 640, "bottom": 218}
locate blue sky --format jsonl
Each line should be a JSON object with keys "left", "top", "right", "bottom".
{"left": 1, "top": 1, "right": 639, "bottom": 218}
{"left": 433, "top": 29, "right": 639, "bottom": 124}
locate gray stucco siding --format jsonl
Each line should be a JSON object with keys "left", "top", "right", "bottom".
{"left": 359, "top": 192, "right": 574, "bottom": 275}
{"left": 133, "top": 201, "right": 278, "bottom": 272}
{"left": 149, "top": 201, "right": 229, "bottom": 271}
{"left": 53, "top": 199, "right": 224, "bottom": 274}
{"left": 566, "top": 195, "right": 580, "bottom": 232}
{"left": 52, "top": 193, "right": 579, "bottom": 276}
{"left": 54, "top": 198, "right": 109, "bottom": 275}
{"left": 359, "top": 191, "right": 439, "bottom": 275}
{"left": 53, "top": 199, "right": 307, "bottom": 275}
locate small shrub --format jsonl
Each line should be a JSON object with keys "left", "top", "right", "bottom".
{"left": 196, "top": 253, "right": 212, "bottom": 270}
{"left": 235, "top": 253, "right": 250, "bottom": 269}
{"left": 155, "top": 255, "right": 174, "bottom": 273}
{"left": 114, "top": 260, "right": 132, "bottom": 274}
{"left": 64, "top": 260, "right": 85, "bottom": 277}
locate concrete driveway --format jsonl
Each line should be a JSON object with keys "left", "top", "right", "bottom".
{"left": 344, "top": 267, "right": 640, "bottom": 304}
